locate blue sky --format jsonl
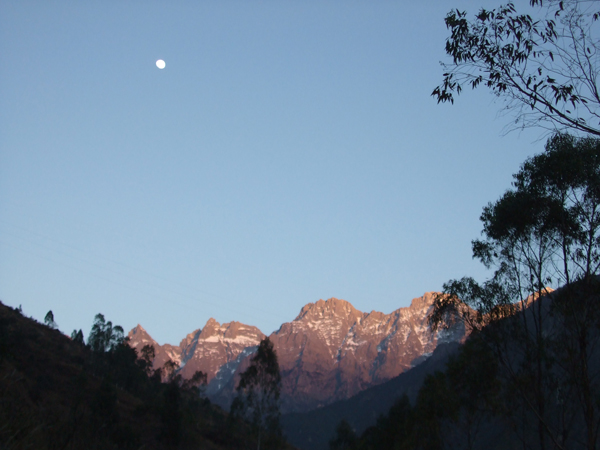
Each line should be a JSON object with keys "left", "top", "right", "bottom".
{"left": 1, "top": 0, "right": 543, "bottom": 345}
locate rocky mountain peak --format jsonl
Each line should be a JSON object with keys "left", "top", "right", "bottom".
{"left": 295, "top": 297, "right": 363, "bottom": 322}
{"left": 127, "top": 324, "right": 157, "bottom": 351}
{"left": 179, "top": 328, "right": 202, "bottom": 350}
{"left": 130, "top": 324, "right": 146, "bottom": 333}
{"left": 409, "top": 292, "right": 437, "bottom": 310}
{"left": 201, "top": 318, "right": 220, "bottom": 332}
{"left": 196, "top": 319, "right": 264, "bottom": 344}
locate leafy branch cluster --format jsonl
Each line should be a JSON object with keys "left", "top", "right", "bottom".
{"left": 432, "top": 133, "right": 600, "bottom": 333}
{"left": 433, "top": 0, "right": 600, "bottom": 136}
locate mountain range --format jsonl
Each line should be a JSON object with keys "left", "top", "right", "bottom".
{"left": 128, "top": 292, "right": 465, "bottom": 413}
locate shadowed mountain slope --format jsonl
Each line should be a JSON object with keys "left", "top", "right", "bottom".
{"left": 280, "top": 341, "right": 461, "bottom": 450}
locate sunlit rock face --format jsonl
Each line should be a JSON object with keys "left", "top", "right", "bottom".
{"left": 128, "top": 324, "right": 183, "bottom": 372}
{"left": 127, "top": 292, "right": 465, "bottom": 413}
{"left": 177, "top": 319, "right": 265, "bottom": 383}
{"left": 270, "top": 293, "right": 465, "bottom": 412}
{"left": 127, "top": 320, "right": 265, "bottom": 385}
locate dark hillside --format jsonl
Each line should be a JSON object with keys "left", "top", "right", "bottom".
{"left": 0, "top": 301, "right": 293, "bottom": 450}
{"left": 329, "top": 284, "right": 600, "bottom": 450}
{"left": 281, "top": 342, "right": 460, "bottom": 450}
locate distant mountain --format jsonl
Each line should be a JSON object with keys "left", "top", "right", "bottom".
{"left": 271, "top": 293, "right": 464, "bottom": 412}
{"left": 128, "top": 324, "right": 183, "bottom": 370}
{"left": 128, "top": 319, "right": 265, "bottom": 390}
{"left": 127, "top": 293, "right": 465, "bottom": 413}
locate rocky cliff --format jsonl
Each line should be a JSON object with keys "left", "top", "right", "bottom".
{"left": 271, "top": 293, "right": 464, "bottom": 411}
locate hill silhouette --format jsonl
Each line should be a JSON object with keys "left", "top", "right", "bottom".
{"left": 0, "top": 301, "right": 293, "bottom": 450}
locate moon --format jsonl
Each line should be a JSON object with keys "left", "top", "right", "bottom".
{"left": 156, "top": 59, "right": 166, "bottom": 69}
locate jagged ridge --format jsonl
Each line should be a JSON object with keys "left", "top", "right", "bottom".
{"left": 127, "top": 293, "right": 465, "bottom": 413}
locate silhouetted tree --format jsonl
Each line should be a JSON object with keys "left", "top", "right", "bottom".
{"left": 159, "top": 380, "right": 182, "bottom": 448}
{"left": 411, "top": 336, "right": 499, "bottom": 450}
{"left": 136, "top": 343, "right": 156, "bottom": 376}
{"left": 162, "top": 359, "right": 179, "bottom": 382}
{"left": 550, "top": 278, "right": 600, "bottom": 450}
{"left": 71, "top": 329, "right": 84, "bottom": 345}
{"left": 358, "top": 395, "right": 414, "bottom": 450}
{"left": 432, "top": 0, "right": 600, "bottom": 137}
{"left": 231, "top": 337, "right": 282, "bottom": 450}
{"left": 430, "top": 133, "right": 600, "bottom": 450}
{"left": 108, "top": 340, "right": 148, "bottom": 393}
{"left": 44, "top": 310, "right": 57, "bottom": 329}
{"left": 412, "top": 371, "right": 452, "bottom": 450}
{"left": 330, "top": 419, "right": 358, "bottom": 450}
{"left": 182, "top": 370, "right": 208, "bottom": 395}
{"left": 88, "top": 313, "right": 124, "bottom": 353}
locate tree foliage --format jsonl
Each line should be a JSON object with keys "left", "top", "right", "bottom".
{"left": 71, "top": 329, "right": 85, "bottom": 345}
{"left": 162, "top": 359, "right": 180, "bottom": 382}
{"left": 329, "top": 419, "right": 358, "bottom": 450}
{"left": 44, "top": 310, "right": 57, "bottom": 329}
{"left": 430, "top": 133, "right": 600, "bottom": 450}
{"left": 357, "top": 396, "right": 413, "bottom": 450}
{"left": 88, "top": 313, "right": 124, "bottom": 353}
{"left": 182, "top": 369, "right": 208, "bottom": 395}
{"left": 137, "top": 343, "right": 156, "bottom": 376}
{"left": 432, "top": 133, "right": 600, "bottom": 332}
{"left": 433, "top": 0, "right": 600, "bottom": 136}
{"left": 231, "top": 337, "right": 282, "bottom": 450}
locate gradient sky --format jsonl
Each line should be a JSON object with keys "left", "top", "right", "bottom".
{"left": 1, "top": 0, "right": 544, "bottom": 345}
